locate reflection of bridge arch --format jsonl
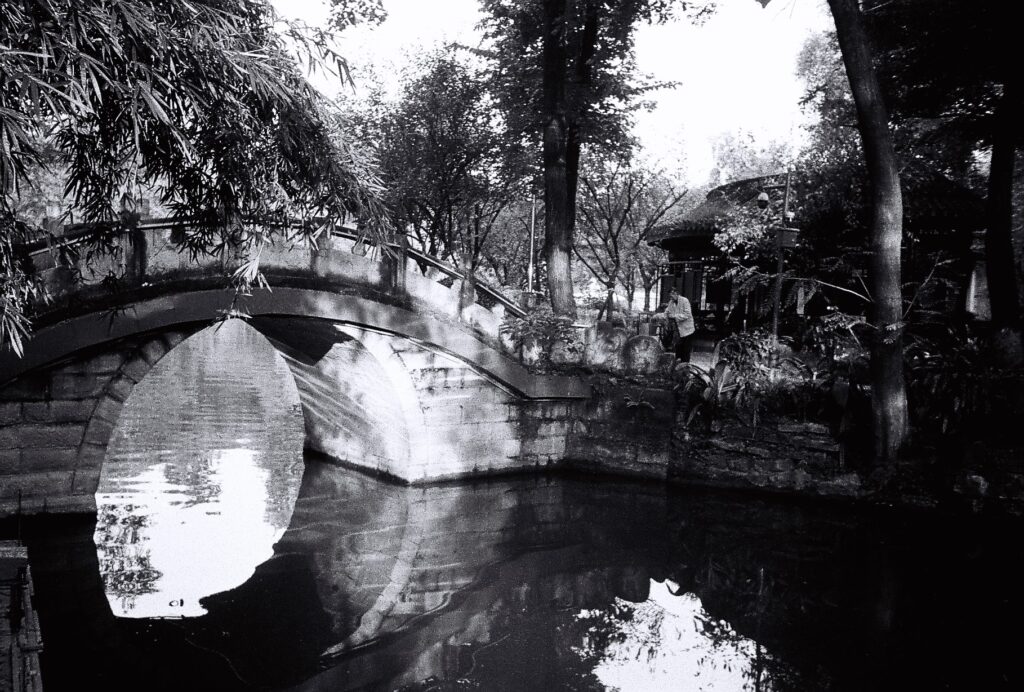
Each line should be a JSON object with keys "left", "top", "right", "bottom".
{"left": 1, "top": 286, "right": 587, "bottom": 515}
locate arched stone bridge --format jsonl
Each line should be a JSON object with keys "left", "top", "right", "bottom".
{"left": 0, "top": 221, "right": 589, "bottom": 515}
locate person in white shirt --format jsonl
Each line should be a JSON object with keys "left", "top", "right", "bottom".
{"left": 665, "top": 288, "right": 696, "bottom": 362}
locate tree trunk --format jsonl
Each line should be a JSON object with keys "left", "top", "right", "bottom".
{"left": 828, "top": 0, "right": 908, "bottom": 461}
{"left": 985, "top": 76, "right": 1023, "bottom": 364}
{"left": 542, "top": 0, "right": 576, "bottom": 317}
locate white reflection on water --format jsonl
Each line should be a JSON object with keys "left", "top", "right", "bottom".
{"left": 581, "top": 579, "right": 766, "bottom": 691}
{"left": 93, "top": 320, "right": 305, "bottom": 618}
{"left": 96, "top": 449, "right": 301, "bottom": 617}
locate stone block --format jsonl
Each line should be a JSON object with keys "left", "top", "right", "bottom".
{"left": 84, "top": 352, "right": 129, "bottom": 373}
{"left": 623, "top": 336, "right": 664, "bottom": 375}
{"left": 22, "top": 400, "right": 93, "bottom": 424}
{"left": 535, "top": 420, "right": 570, "bottom": 438}
{"left": 50, "top": 372, "right": 108, "bottom": 400}
{"left": 521, "top": 435, "right": 566, "bottom": 459}
{"left": 709, "top": 438, "right": 748, "bottom": 454}
{"left": 119, "top": 357, "right": 152, "bottom": 384}
{"left": 0, "top": 402, "right": 22, "bottom": 425}
{"left": 0, "top": 448, "right": 21, "bottom": 471}
{"left": 0, "top": 470, "right": 73, "bottom": 500}
{"left": 0, "top": 426, "right": 18, "bottom": 449}
{"left": 140, "top": 339, "right": 168, "bottom": 365}
{"left": 800, "top": 439, "right": 841, "bottom": 453}
{"left": 90, "top": 396, "right": 123, "bottom": 425}
{"left": 105, "top": 374, "right": 136, "bottom": 403}
{"left": 776, "top": 422, "right": 830, "bottom": 436}
{"left": 83, "top": 417, "right": 117, "bottom": 446}
{"left": 74, "top": 444, "right": 107, "bottom": 470}
{"left": 71, "top": 468, "right": 102, "bottom": 495}
{"left": 2, "top": 423, "right": 86, "bottom": 449}
{"left": 20, "top": 447, "right": 79, "bottom": 472}
{"left": 583, "top": 327, "right": 628, "bottom": 371}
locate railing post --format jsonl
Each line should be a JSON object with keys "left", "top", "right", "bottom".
{"left": 126, "top": 226, "right": 147, "bottom": 284}
{"left": 386, "top": 230, "right": 407, "bottom": 293}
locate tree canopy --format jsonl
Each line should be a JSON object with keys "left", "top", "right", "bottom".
{"left": 348, "top": 48, "right": 531, "bottom": 270}
{"left": 479, "top": 0, "right": 712, "bottom": 316}
{"left": 1, "top": 0, "right": 389, "bottom": 354}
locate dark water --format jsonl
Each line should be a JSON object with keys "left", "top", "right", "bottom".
{"left": 4, "top": 322, "right": 1024, "bottom": 691}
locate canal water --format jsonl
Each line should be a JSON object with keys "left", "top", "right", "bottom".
{"left": 3, "top": 321, "right": 1024, "bottom": 691}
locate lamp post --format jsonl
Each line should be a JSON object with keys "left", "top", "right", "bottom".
{"left": 519, "top": 192, "right": 541, "bottom": 310}
{"left": 757, "top": 170, "right": 797, "bottom": 343}
{"left": 527, "top": 192, "right": 537, "bottom": 294}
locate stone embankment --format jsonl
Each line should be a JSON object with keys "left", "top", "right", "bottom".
{"left": 502, "top": 323, "right": 1024, "bottom": 512}
{"left": 1, "top": 542, "right": 43, "bottom": 692}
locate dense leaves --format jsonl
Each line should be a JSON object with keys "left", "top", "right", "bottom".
{"left": 1, "top": 0, "right": 389, "bottom": 353}
{"left": 348, "top": 48, "right": 530, "bottom": 272}
{"left": 479, "top": 0, "right": 713, "bottom": 315}
{"left": 575, "top": 159, "right": 688, "bottom": 313}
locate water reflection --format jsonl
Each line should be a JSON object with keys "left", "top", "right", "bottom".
{"left": 579, "top": 580, "right": 764, "bottom": 690}
{"left": 14, "top": 460, "right": 1024, "bottom": 691}
{"left": 9, "top": 320, "right": 1017, "bottom": 690}
{"left": 278, "top": 464, "right": 791, "bottom": 692}
{"left": 94, "top": 319, "right": 305, "bottom": 617}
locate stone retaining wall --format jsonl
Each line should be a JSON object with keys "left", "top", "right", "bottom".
{"left": 0, "top": 331, "right": 192, "bottom": 515}
{"left": 670, "top": 420, "right": 862, "bottom": 498}
{"left": 508, "top": 321, "right": 677, "bottom": 379}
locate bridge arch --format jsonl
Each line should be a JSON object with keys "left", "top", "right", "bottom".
{"left": 1, "top": 286, "right": 587, "bottom": 515}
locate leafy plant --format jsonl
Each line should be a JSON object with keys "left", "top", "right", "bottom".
{"left": 676, "top": 362, "right": 743, "bottom": 432}
{"left": 680, "top": 330, "right": 840, "bottom": 432}
{"left": 904, "top": 329, "right": 1024, "bottom": 442}
{"left": 500, "top": 302, "right": 581, "bottom": 365}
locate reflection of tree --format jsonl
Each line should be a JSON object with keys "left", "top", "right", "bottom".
{"left": 560, "top": 601, "right": 633, "bottom": 690}
{"left": 94, "top": 503, "right": 162, "bottom": 613}
{"left": 256, "top": 456, "right": 303, "bottom": 530}
{"left": 108, "top": 319, "right": 304, "bottom": 523}
{"left": 161, "top": 456, "right": 222, "bottom": 508}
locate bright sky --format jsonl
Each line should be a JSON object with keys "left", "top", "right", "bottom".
{"left": 271, "top": 0, "right": 833, "bottom": 185}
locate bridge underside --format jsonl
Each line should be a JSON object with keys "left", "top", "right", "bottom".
{"left": 0, "top": 289, "right": 585, "bottom": 516}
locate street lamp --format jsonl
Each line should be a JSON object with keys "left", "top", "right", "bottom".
{"left": 758, "top": 170, "right": 798, "bottom": 342}
{"left": 527, "top": 192, "right": 537, "bottom": 294}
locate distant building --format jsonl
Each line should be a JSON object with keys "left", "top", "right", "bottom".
{"left": 648, "top": 169, "right": 986, "bottom": 333}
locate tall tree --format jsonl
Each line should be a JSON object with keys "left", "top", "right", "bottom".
{"left": 865, "top": 0, "right": 1021, "bottom": 361}
{"left": 829, "top": 0, "right": 909, "bottom": 460}
{"left": 575, "top": 159, "right": 687, "bottom": 316}
{"left": 1, "top": 0, "right": 388, "bottom": 355}
{"left": 758, "top": 0, "right": 908, "bottom": 459}
{"left": 481, "top": 0, "right": 712, "bottom": 317}
{"left": 350, "top": 49, "right": 529, "bottom": 270}
{"left": 827, "top": 0, "right": 908, "bottom": 460}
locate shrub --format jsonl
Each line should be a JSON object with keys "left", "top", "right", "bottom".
{"left": 500, "top": 303, "right": 581, "bottom": 366}
{"left": 904, "top": 329, "right": 1024, "bottom": 443}
{"left": 679, "top": 330, "right": 838, "bottom": 431}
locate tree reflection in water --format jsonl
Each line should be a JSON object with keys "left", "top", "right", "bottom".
{"left": 93, "top": 319, "right": 305, "bottom": 618}
{"left": 17, "top": 463, "right": 1024, "bottom": 691}
{"left": 94, "top": 502, "right": 162, "bottom": 613}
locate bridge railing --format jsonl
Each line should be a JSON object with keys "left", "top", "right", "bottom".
{"left": 320, "top": 226, "right": 525, "bottom": 318}
{"left": 20, "top": 216, "right": 526, "bottom": 321}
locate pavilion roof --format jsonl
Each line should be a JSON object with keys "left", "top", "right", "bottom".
{"left": 648, "top": 167, "right": 984, "bottom": 249}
